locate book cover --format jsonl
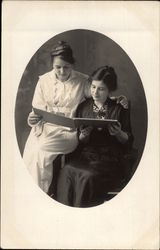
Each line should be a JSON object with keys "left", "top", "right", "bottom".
{"left": 33, "top": 107, "right": 118, "bottom": 128}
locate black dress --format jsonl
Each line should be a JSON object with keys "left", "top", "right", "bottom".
{"left": 56, "top": 98, "right": 134, "bottom": 207}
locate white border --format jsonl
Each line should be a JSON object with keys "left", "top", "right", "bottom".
{"left": 2, "top": 1, "right": 159, "bottom": 249}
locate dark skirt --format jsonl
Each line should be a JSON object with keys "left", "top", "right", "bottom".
{"left": 56, "top": 145, "right": 125, "bottom": 207}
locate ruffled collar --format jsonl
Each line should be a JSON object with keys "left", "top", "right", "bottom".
{"left": 93, "top": 98, "right": 110, "bottom": 119}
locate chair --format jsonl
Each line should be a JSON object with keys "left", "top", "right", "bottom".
{"left": 106, "top": 147, "right": 138, "bottom": 200}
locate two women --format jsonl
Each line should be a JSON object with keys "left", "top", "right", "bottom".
{"left": 23, "top": 41, "right": 130, "bottom": 196}
{"left": 56, "top": 66, "right": 133, "bottom": 207}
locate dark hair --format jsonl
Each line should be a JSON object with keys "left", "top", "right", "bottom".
{"left": 91, "top": 66, "right": 117, "bottom": 92}
{"left": 51, "top": 41, "right": 75, "bottom": 64}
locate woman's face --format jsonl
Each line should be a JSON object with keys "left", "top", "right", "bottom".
{"left": 53, "top": 56, "right": 72, "bottom": 82}
{"left": 91, "top": 80, "right": 109, "bottom": 104}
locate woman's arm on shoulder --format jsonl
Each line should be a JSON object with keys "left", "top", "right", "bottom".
{"left": 110, "top": 95, "right": 128, "bottom": 109}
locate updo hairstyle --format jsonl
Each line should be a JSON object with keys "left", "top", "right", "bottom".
{"left": 91, "top": 66, "right": 117, "bottom": 92}
{"left": 51, "top": 41, "right": 75, "bottom": 64}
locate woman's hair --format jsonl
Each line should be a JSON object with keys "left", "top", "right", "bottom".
{"left": 91, "top": 66, "right": 117, "bottom": 92}
{"left": 51, "top": 41, "right": 75, "bottom": 64}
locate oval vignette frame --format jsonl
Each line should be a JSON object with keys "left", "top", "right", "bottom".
{"left": 15, "top": 29, "right": 148, "bottom": 206}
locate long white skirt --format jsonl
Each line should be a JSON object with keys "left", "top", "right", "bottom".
{"left": 23, "top": 123, "right": 78, "bottom": 193}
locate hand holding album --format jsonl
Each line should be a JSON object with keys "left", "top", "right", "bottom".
{"left": 28, "top": 111, "right": 42, "bottom": 126}
{"left": 108, "top": 122, "right": 122, "bottom": 136}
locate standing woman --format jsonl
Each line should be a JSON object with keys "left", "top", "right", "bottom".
{"left": 23, "top": 41, "right": 91, "bottom": 193}
{"left": 56, "top": 66, "right": 133, "bottom": 207}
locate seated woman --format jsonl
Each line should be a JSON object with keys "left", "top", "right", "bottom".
{"left": 23, "top": 41, "right": 91, "bottom": 193}
{"left": 56, "top": 66, "right": 134, "bottom": 208}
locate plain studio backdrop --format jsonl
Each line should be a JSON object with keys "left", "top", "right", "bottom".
{"left": 2, "top": 1, "right": 159, "bottom": 249}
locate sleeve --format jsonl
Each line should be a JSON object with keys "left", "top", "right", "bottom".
{"left": 32, "top": 77, "right": 47, "bottom": 110}
{"left": 75, "top": 102, "right": 83, "bottom": 118}
{"left": 119, "top": 104, "right": 134, "bottom": 148}
{"left": 75, "top": 101, "right": 92, "bottom": 144}
{"left": 75, "top": 103, "right": 84, "bottom": 140}
{"left": 28, "top": 78, "right": 46, "bottom": 136}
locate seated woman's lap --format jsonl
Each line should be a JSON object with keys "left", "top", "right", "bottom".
{"left": 38, "top": 128, "right": 78, "bottom": 154}
{"left": 34, "top": 128, "right": 78, "bottom": 170}
{"left": 56, "top": 164, "right": 102, "bottom": 207}
{"left": 56, "top": 158, "right": 122, "bottom": 207}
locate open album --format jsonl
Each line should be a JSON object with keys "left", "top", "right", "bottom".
{"left": 33, "top": 107, "right": 118, "bottom": 129}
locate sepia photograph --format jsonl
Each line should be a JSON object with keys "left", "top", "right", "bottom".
{"left": 2, "top": 1, "right": 159, "bottom": 249}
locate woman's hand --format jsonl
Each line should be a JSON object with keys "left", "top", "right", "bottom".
{"left": 108, "top": 122, "right": 121, "bottom": 136}
{"left": 110, "top": 95, "right": 128, "bottom": 109}
{"left": 79, "top": 126, "right": 93, "bottom": 142}
{"left": 117, "top": 95, "right": 128, "bottom": 109}
{"left": 108, "top": 122, "right": 128, "bottom": 144}
{"left": 28, "top": 112, "right": 42, "bottom": 126}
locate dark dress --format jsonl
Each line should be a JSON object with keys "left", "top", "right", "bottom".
{"left": 56, "top": 97, "right": 134, "bottom": 207}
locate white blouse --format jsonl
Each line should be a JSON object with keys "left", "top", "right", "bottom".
{"left": 32, "top": 69, "right": 91, "bottom": 117}
{"left": 29, "top": 69, "right": 91, "bottom": 135}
